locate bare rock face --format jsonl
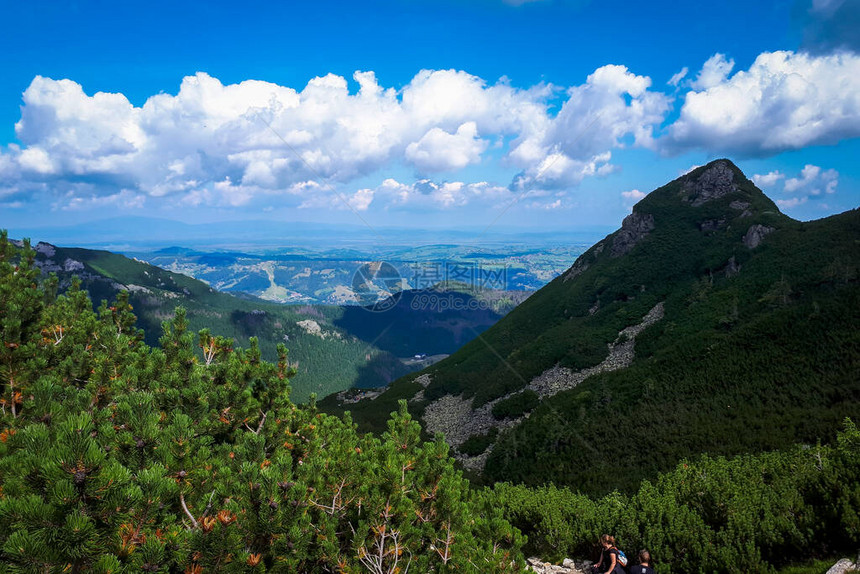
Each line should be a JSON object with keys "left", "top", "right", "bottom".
{"left": 527, "top": 557, "right": 591, "bottom": 574}
{"left": 723, "top": 256, "right": 740, "bottom": 278}
{"left": 682, "top": 161, "right": 738, "bottom": 206}
{"left": 730, "top": 200, "right": 753, "bottom": 217}
{"left": 421, "top": 303, "right": 665, "bottom": 472}
{"left": 64, "top": 258, "right": 84, "bottom": 272}
{"left": 528, "top": 302, "right": 664, "bottom": 397}
{"left": 743, "top": 224, "right": 775, "bottom": 249}
{"left": 610, "top": 212, "right": 655, "bottom": 257}
{"left": 34, "top": 242, "right": 56, "bottom": 257}
{"left": 826, "top": 558, "right": 858, "bottom": 574}
{"left": 564, "top": 257, "right": 590, "bottom": 282}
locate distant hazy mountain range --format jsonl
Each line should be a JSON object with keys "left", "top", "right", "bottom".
{"left": 7, "top": 217, "right": 601, "bottom": 305}
{"left": 7, "top": 216, "right": 609, "bottom": 252}
{"left": 324, "top": 159, "right": 860, "bottom": 495}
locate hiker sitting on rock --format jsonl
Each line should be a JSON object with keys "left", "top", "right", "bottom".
{"left": 591, "top": 534, "right": 626, "bottom": 574}
{"left": 628, "top": 550, "right": 654, "bottom": 574}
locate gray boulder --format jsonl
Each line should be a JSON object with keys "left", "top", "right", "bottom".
{"left": 826, "top": 558, "right": 858, "bottom": 574}
{"left": 743, "top": 224, "right": 775, "bottom": 249}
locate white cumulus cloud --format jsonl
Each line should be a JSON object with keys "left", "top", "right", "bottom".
{"left": 757, "top": 164, "right": 838, "bottom": 213}
{"left": 405, "top": 122, "right": 487, "bottom": 172}
{"left": 668, "top": 67, "right": 689, "bottom": 87}
{"left": 667, "top": 51, "right": 860, "bottom": 156}
{"left": 690, "top": 53, "right": 735, "bottom": 90}
{"left": 783, "top": 164, "right": 838, "bottom": 195}
{"left": 348, "top": 188, "right": 375, "bottom": 211}
{"left": 751, "top": 171, "right": 785, "bottom": 188}
{"left": 372, "top": 178, "right": 512, "bottom": 209}
{"left": 621, "top": 189, "right": 646, "bottom": 201}
{"left": 776, "top": 197, "right": 808, "bottom": 209}
{"left": 0, "top": 66, "right": 677, "bottom": 212}
{"left": 510, "top": 65, "right": 670, "bottom": 190}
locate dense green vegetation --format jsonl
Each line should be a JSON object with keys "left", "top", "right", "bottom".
{"left": 351, "top": 160, "right": 860, "bottom": 496}
{"left": 318, "top": 377, "right": 427, "bottom": 437}
{"left": 496, "top": 420, "right": 860, "bottom": 573}
{"left": 420, "top": 161, "right": 793, "bottom": 406}
{"left": 483, "top": 205, "right": 860, "bottom": 494}
{"left": 460, "top": 429, "right": 499, "bottom": 456}
{"left": 0, "top": 234, "right": 524, "bottom": 573}
{"left": 37, "top": 244, "right": 391, "bottom": 402}
{"left": 492, "top": 390, "right": 540, "bottom": 420}
{"left": 1, "top": 232, "right": 858, "bottom": 573}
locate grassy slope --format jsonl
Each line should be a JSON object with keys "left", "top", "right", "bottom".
{"left": 333, "top": 160, "right": 860, "bottom": 495}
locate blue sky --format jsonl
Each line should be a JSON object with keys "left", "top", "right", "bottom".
{"left": 1, "top": 0, "right": 858, "bottom": 237}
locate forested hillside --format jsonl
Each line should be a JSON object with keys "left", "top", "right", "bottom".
{"left": 330, "top": 160, "right": 860, "bottom": 495}
{"left": 1, "top": 231, "right": 859, "bottom": 573}
{"left": 0, "top": 233, "right": 524, "bottom": 572}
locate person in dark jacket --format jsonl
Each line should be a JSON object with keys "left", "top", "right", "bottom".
{"left": 628, "top": 550, "right": 655, "bottom": 574}
{"left": 591, "top": 534, "right": 625, "bottom": 574}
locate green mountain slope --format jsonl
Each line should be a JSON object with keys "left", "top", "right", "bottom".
{"left": 331, "top": 159, "right": 860, "bottom": 495}
{"left": 30, "top": 243, "right": 512, "bottom": 402}
{"left": 5, "top": 232, "right": 857, "bottom": 574}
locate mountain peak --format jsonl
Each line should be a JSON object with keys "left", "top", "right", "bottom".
{"left": 680, "top": 159, "right": 739, "bottom": 206}
{"left": 630, "top": 158, "right": 783, "bottom": 225}
{"left": 563, "top": 159, "right": 786, "bottom": 281}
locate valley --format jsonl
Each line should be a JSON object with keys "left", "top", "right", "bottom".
{"left": 29, "top": 241, "right": 534, "bottom": 402}
{"left": 131, "top": 243, "right": 587, "bottom": 305}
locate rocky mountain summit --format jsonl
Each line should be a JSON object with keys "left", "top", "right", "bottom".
{"left": 681, "top": 159, "right": 738, "bottom": 205}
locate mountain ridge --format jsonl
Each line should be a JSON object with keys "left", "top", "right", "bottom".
{"left": 325, "top": 159, "right": 860, "bottom": 494}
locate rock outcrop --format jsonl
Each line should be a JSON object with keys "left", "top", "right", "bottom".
{"left": 34, "top": 242, "right": 56, "bottom": 257}
{"left": 527, "top": 557, "right": 591, "bottom": 574}
{"left": 699, "top": 217, "right": 727, "bottom": 232}
{"left": 826, "top": 558, "right": 858, "bottom": 574}
{"left": 610, "top": 212, "right": 655, "bottom": 257}
{"left": 564, "top": 257, "right": 591, "bottom": 282}
{"left": 528, "top": 302, "right": 664, "bottom": 397}
{"left": 682, "top": 160, "right": 738, "bottom": 206}
{"left": 722, "top": 255, "right": 740, "bottom": 278}
{"left": 743, "top": 224, "right": 775, "bottom": 249}
{"left": 729, "top": 199, "right": 753, "bottom": 218}
{"left": 564, "top": 241, "right": 605, "bottom": 282}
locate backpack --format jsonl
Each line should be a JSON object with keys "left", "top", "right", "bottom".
{"left": 616, "top": 549, "right": 628, "bottom": 567}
